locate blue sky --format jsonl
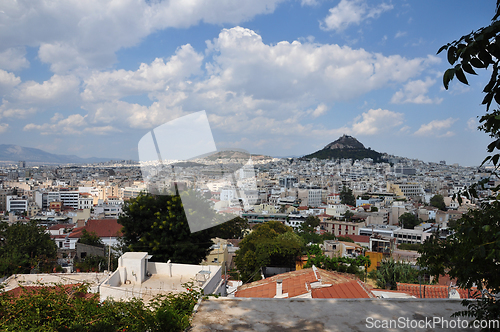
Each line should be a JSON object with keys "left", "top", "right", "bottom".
{"left": 0, "top": 0, "right": 496, "bottom": 166}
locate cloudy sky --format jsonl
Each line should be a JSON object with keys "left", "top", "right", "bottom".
{"left": 0, "top": 0, "right": 496, "bottom": 166}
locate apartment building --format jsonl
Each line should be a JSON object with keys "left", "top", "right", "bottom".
{"left": 386, "top": 182, "right": 424, "bottom": 198}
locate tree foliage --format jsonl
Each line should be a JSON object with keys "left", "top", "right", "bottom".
{"left": 368, "top": 258, "right": 422, "bottom": 290}
{"left": 0, "top": 221, "right": 57, "bottom": 276}
{"left": 398, "top": 212, "right": 422, "bottom": 229}
{"left": 337, "top": 236, "right": 354, "bottom": 243}
{"left": 418, "top": 202, "right": 500, "bottom": 327}
{"left": 342, "top": 210, "right": 354, "bottom": 221}
{"left": 305, "top": 252, "right": 370, "bottom": 279}
{"left": 419, "top": 201, "right": 500, "bottom": 295}
{"left": 298, "top": 231, "right": 337, "bottom": 246}
{"left": 423, "top": 3, "right": 500, "bottom": 325}
{"left": 339, "top": 185, "right": 355, "bottom": 206}
{"left": 299, "top": 215, "right": 320, "bottom": 233}
{"left": 78, "top": 229, "right": 104, "bottom": 247}
{"left": 430, "top": 194, "right": 446, "bottom": 211}
{"left": 118, "top": 192, "right": 216, "bottom": 264}
{"left": 438, "top": 0, "right": 500, "bottom": 198}
{"left": 210, "top": 216, "right": 249, "bottom": 239}
{"left": 0, "top": 282, "right": 204, "bottom": 331}
{"left": 234, "top": 221, "right": 304, "bottom": 282}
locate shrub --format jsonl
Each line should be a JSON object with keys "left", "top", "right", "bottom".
{"left": 0, "top": 282, "right": 206, "bottom": 332}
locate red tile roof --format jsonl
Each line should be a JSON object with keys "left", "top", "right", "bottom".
{"left": 235, "top": 267, "right": 374, "bottom": 299}
{"left": 312, "top": 280, "right": 371, "bottom": 299}
{"left": 343, "top": 234, "right": 370, "bottom": 244}
{"left": 396, "top": 283, "right": 481, "bottom": 299}
{"left": 68, "top": 219, "right": 122, "bottom": 238}
{"left": 50, "top": 234, "right": 68, "bottom": 239}
{"left": 4, "top": 284, "right": 96, "bottom": 300}
{"left": 48, "top": 224, "right": 74, "bottom": 230}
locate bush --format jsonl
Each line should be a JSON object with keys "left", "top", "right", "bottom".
{"left": 369, "top": 258, "right": 422, "bottom": 290}
{"left": 0, "top": 282, "right": 205, "bottom": 331}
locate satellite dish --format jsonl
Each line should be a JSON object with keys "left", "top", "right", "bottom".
{"left": 449, "top": 288, "right": 460, "bottom": 299}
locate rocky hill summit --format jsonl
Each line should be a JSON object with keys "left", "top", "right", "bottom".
{"left": 323, "top": 135, "right": 365, "bottom": 150}
{"left": 303, "top": 135, "right": 385, "bottom": 162}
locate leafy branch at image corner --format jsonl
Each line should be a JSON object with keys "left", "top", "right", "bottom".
{"left": 438, "top": 0, "right": 500, "bottom": 202}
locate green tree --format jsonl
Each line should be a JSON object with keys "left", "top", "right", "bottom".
{"left": 342, "top": 210, "right": 354, "bottom": 221}
{"left": 305, "top": 252, "right": 370, "bottom": 279}
{"left": 306, "top": 244, "right": 322, "bottom": 255}
{"left": 299, "top": 215, "right": 320, "bottom": 233}
{"left": 79, "top": 229, "right": 104, "bottom": 247}
{"left": 424, "top": 2, "right": 500, "bottom": 325}
{"left": 0, "top": 282, "right": 205, "bottom": 331}
{"left": 0, "top": 221, "right": 57, "bottom": 276}
{"left": 430, "top": 194, "right": 446, "bottom": 211}
{"left": 340, "top": 185, "right": 355, "bottom": 206}
{"left": 439, "top": 0, "right": 500, "bottom": 195}
{"left": 418, "top": 202, "right": 500, "bottom": 324}
{"left": 370, "top": 206, "right": 378, "bottom": 212}
{"left": 210, "top": 216, "right": 249, "bottom": 239}
{"left": 337, "top": 236, "right": 354, "bottom": 243}
{"left": 398, "top": 212, "right": 422, "bottom": 229}
{"left": 368, "top": 258, "right": 421, "bottom": 290}
{"left": 234, "top": 221, "right": 304, "bottom": 282}
{"left": 118, "top": 192, "right": 216, "bottom": 264}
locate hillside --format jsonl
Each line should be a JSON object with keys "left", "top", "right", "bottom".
{"left": 0, "top": 144, "right": 111, "bottom": 164}
{"left": 303, "top": 135, "right": 385, "bottom": 162}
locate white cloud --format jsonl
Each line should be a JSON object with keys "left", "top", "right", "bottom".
{"left": 351, "top": 108, "right": 404, "bottom": 135}
{"left": 414, "top": 118, "right": 458, "bottom": 136}
{"left": 0, "top": 123, "right": 8, "bottom": 133}
{"left": 321, "top": 0, "right": 393, "bottom": 32}
{"left": 0, "top": 0, "right": 286, "bottom": 73}
{"left": 0, "top": 107, "right": 37, "bottom": 119}
{"left": 0, "top": 69, "right": 21, "bottom": 95}
{"left": 310, "top": 104, "right": 328, "bottom": 118}
{"left": 0, "top": 47, "right": 29, "bottom": 71}
{"left": 56, "top": 26, "right": 441, "bottom": 140}
{"left": 10, "top": 74, "right": 80, "bottom": 106}
{"left": 19, "top": 27, "right": 445, "bottom": 147}
{"left": 23, "top": 113, "right": 120, "bottom": 135}
{"left": 391, "top": 77, "right": 442, "bottom": 104}
{"left": 395, "top": 31, "right": 407, "bottom": 39}
{"left": 203, "top": 27, "right": 439, "bottom": 103}
{"left": 399, "top": 125, "right": 411, "bottom": 134}
{"left": 82, "top": 44, "right": 203, "bottom": 102}
{"left": 467, "top": 117, "right": 478, "bottom": 132}
{"left": 301, "top": 0, "right": 319, "bottom": 6}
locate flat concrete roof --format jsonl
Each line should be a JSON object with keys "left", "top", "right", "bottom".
{"left": 112, "top": 274, "right": 191, "bottom": 293}
{"left": 190, "top": 298, "right": 478, "bottom": 331}
{"left": 2, "top": 273, "right": 108, "bottom": 292}
{"left": 121, "top": 252, "right": 149, "bottom": 259}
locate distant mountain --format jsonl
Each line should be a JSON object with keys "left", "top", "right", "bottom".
{"left": 0, "top": 144, "right": 112, "bottom": 164}
{"left": 303, "top": 135, "right": 386, "bottom": 162}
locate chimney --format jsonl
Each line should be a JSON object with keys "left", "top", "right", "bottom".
{"left": 276, "top": 279, "right": 283, "bottom": 298}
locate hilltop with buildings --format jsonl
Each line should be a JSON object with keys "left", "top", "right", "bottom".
{"left": 303, "top": 135, "right": 386, "bottom": 162}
